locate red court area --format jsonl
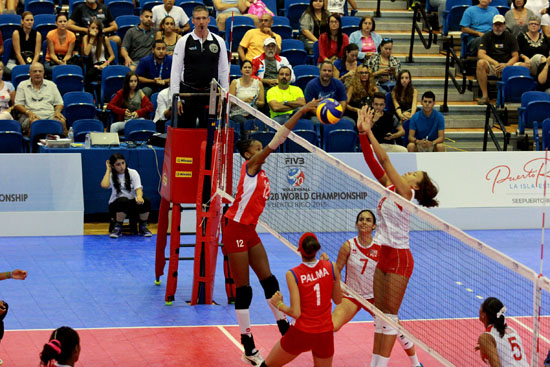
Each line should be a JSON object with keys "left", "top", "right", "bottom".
{"left": 0, "top": 323, "right": 444, "bottom": 366}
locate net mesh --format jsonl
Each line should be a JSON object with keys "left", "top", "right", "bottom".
{"left": 218, "top": 94, "right": 549, "bottom": 366}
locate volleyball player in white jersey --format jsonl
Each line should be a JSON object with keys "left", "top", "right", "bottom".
{"left": 476, "top": 297, "right": 529, "bottom": 367}
{"left": 325, "top": 209, "right": 421, "bottom": 367}
{"left": 222, "top": 99, "right": 318, "bottom": 366}
{"left": 357, "top": 106, "right": 438, "bottom": 367}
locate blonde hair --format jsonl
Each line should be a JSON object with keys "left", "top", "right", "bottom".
{"left": 347, "top": 65, "right": 377, "bottom": 100}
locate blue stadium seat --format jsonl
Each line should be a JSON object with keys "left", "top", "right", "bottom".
{"left": 30, "top": 119, "right": 63, "bottom": 152}
{"left": 116, "top": 15, "right": 140, "bottom": 41}
{"left": 230, "top": 64, "right": 241, "bottom": 82}
{"left": 99, "top": 65, "right": 131, "bottom": 108}
{"left": 293, "top": 64, "right": 319, "bottom": 90}
{"left": 272, "top": 16, "right": 292, "bottom": 39}
{"left": 24, "top": 0, "right": 56, "bottom": 16}
{"left": 517, "top": 91, "right": 550, "bottom": 134}
{"left": 11, "top": 65, "right": 30, "bottom": 89}
{"left": 124, "top": 119, "right": 156, "bottom": 141}
{"left": 225, "top": 16, "right": 254, "bottom": 51}
{"left": 140, "top": 0, "right": 163, "bottom": 11}
{"left": 176, "top": 0, "right": 204, "bottom": 19}
{"left": 443, "top": 0, "right": 471, "bottom": 36}
{"left": 322, "top": 118, "right": 356, "bottom": 151}
{"left": 519, "top": 100, "right": 550, "bottom": 135}
{"left": 63, "top": 92, "right": 97, "bottom": 128}
{"left": 285, "top": 0, "right": 308, "bottom": 30}
{"left": 490, "top": 0, "right": 509, "bottom": 16}
{"left": 150, "top": 92, "right": 158, "bottom": 120}
{"left": 250, "top": 131, "right": 278, "bottom": 151}
{"left": 72, "top": 119, "right": 104, "bottom": 142}
{"left": 0, "top": 131, "right": 24, "bottom": 153}
{"left": 284, "top": 128, "right": 317, "bottom": 152}
{"left": 69, "top": 0, "right": 85, "bottom": 15}
{"left": 535, "top": 118, "right": 550, "bottom": 151}
{"left": 34, "top": 14, "right": 56, "bottom": 41}
{"left": 0, "top": 119, "right": 21, "bottom": 133}
{"left": 52, "top": 65, "right": 85, "bottom": 95}
{"left": 341, "top": 16, "right": 360, "bottom": 36}
{"left": 105, "top": 0, "right": 135, "bottom": 19}
{"left": 496, "top": 66, "right": 535, "bottom": 108}
{"left": 281, "top": 39, "right": 307, "bottom": 67}
{"left": 2, "top": 38, "right": 11, "bottom": 66}
{"left": 0, "top": 14, "right": 21, "bottom": 42}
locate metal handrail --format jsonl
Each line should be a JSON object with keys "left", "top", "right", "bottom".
{"left": 441, "top": 36, "right": 467, "bottom": 113}
{"left": 407, "top": 1, "right": 435, "bottom": 63}
{"left": 483, "top": 103, "right": 510, "bottom": 151}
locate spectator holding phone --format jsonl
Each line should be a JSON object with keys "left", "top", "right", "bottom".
{"left": 365, "top": 37, "right": 401, "bottom": 92}
{"left": 0, "top": 269, "right": 27, "bottom": 365}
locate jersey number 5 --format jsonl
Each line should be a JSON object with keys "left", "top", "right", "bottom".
{"left": 313, "top": 283, "right": 321, "bottom": 306}
{"left": 508, "top": 336, "right": 522, "bottom": 361}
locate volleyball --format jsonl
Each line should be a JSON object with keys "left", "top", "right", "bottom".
{"left": 316, "top": 98, "right": 343, "bottom": 124}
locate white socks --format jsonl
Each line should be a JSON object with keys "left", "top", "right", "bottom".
{"left": 236, "top": 309, "right": 252, "bottom": 336}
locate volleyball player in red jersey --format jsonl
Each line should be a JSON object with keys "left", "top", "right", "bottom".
{"left": 357, "top": 106, "right": 438, "bottom": 367}
{"left": 223, "top": 100, "right": 318, "bottom": 366}
{"left": 258, "top": 233, "right": 342, "bottom": 367}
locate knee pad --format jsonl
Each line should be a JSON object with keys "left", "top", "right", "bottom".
{"left": 382, "top": 314, "right": 398, "bottom": 336}
{"left": 397, "top": 331, "right": 414, "bottom": 350}
{"left": 260, "top": 274, "right": 280, "bottom": 299}
{"left": 235, "top": 285, "right": 252, "bottom": 310}
{"left": 373, "top": 316, "right": 384, "bottom": 334}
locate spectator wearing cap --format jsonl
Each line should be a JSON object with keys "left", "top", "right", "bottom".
{"left": 460, "top": 0, "right": 499, "bottom": 56}
{"left": 266, "top": 65, "right": 305, "bottom": 124}
{"left": 238, "top": 13, "right": 281, "bottom": 61}
{"left": 476, "top": 14, "right": 519, "bottom": 105}
{"left": 251, "top": 37, "right": 295, "bottom": 90}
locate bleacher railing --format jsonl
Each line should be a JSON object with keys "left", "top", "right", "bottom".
{"left": 482, "top": 103, "right": 510, "bottom": 151}
{"left": 441, "top": 36, "right": 466, "bottom": 113}
{"left": 375, "top": 0, "right": 386, "bottom": 17}
{"left": 406, "top": 1, "right": 435, "bottom": 63}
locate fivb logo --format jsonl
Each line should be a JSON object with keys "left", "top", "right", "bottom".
{"left": 285, "top": 157, "right": 306, "bottom": 187}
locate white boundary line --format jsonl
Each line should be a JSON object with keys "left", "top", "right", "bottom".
{"left": 217, "top": 325, "right": 244, "bottom": 351}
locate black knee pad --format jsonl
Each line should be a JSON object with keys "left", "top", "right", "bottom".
{"left": 235, "top": 285, "right": 252, "bottom": 310}
{"left": 260, "top": 275, "right": 279, "bottom": 299}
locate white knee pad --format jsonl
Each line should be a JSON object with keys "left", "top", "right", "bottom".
{"left": 397, "top": 331, "right": 414, "bottom": 350}
{"left": 374, "top": 316, "right": 384, "bottom": 334}
{"left": 382, "top": 314, "right": 399, "bottom": 336}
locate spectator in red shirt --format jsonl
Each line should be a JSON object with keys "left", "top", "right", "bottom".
{"left": 317, "top": 14, "right": 348, "bottom": 64}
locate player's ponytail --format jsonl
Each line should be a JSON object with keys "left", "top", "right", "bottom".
{"left": 415, "top": 171, "right": 439, "bottom": 208}
{"left": 482, "top": 297, "right": 507, "bottom": 338}
{"left": 39, "top": 326, "right": 80, "bottom": 366}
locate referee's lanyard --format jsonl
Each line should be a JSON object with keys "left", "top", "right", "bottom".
{"left": 156, "top": 60, "right": 164, "bottom": 79}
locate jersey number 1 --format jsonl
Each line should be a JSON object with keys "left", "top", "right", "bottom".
{"left": 313, "top": 283, "right": 320, "bottom": 306}
{"left": 508, "top": 336, "right": 523, "bottom": 361}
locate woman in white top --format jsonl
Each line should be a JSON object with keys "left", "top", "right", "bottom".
{"left": 0, "top": 61, "right": 15, "bottom": 120}
{"left": 229, "top": 60, "right": 265, "bottom": 136}
{"left": 324, "top": 0, "right": 357, "bottom": 16}
{"left": 476, "top": 297, "right": 529, "bottom": 367}
{"left": 101, "top": 153, "right": 152, "bottom": 239}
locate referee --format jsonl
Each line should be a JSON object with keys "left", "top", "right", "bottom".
{"left": 170, "top": 5, "right": 229, "bottom": 128}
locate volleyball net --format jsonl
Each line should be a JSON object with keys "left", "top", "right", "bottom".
{"left": 213, "top": 92, "right": 550, "bottom": 366}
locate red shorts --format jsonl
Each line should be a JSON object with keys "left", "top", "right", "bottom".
{"left": 280, "top": 325, "right": 334, "bottom": 359}
{"left": 376, "top": 246, "right": 414, "bottom": 278}
{"left": 222, "top": 218, "right": 261, "bottom": 253}
{"left": 343, "top": 296, "right": 375, "bottom": 316}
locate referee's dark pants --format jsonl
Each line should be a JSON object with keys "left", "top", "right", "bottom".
{"left": 177, "top": 83, "right": 211, "bottom": 129}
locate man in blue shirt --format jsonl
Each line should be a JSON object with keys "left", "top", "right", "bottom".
{"left": 460, "top": 0, "right": 499, "bottom": 56}
{"left": 304, "top": 60, "right": 354, "bottom": 125}
{"left": 407, "top": 91, "right": 445, "bottom": 152}
{"left": 136, "top": 40, "right": 173, "bottom": 97}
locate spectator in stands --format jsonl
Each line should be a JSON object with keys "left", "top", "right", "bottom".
{"left": 239, "top": 14, "right": 281, "bottom": 61}
{"left": 407, "top": 91, "right": 445, "bottom": 152}
{"left": 108, "top": 71, "right": 153, "bottom": 134}
{"left": 153, "top": 87, "right": 171, "bottom": 132}
{"left": 392, "top": 69, "right": 418, "bottom": 123}
{"left": 369, "top": 91, "right": 407, "bottom": 152}
{"left": 252, "top": 37, "right": 295, "bottom": 89}
{"left": 505, "top": 0, "right": 536, "bottom": 36}
{"left": 215, "top": 0, "right": 258, "bottom": 32}
{"left": 14, "top": 63, "right": 66, "bottom": 135}
{"left": 365, "top": 37, "right": 401, "bottom": 92}
{"left": 476, "top": 14, "right": 519, "bottom": 104}
{"left": 333, "top": 43, "right": 358, "bottom": 81}
{"left": 121, "top": 9, "right": 156, "bottom": 71}
{"left": 325, "top": 0, "right": 357, "bottom": 16}
{"left": 0, "top": 62, "right": 15, "bottom": 120}
{"left": 526, "top": 0, "right": 549, "bottom": 17}
{"left": 317, "top": 14, "right": 348, "bottom": 64}
{"left": 44, "top": 13, "right": 77, "bottom": 80}
{"left": 136, "top": 40, "right": 172, "bottom": 98}
{"left": 7, "top": 12, "right": 41, "bottom": 72}
{"left": 152, "top": 0, "right": 191, "bottom": 33}
{"left": 266, "top": 65, "right": 305, "bottom": 124}
{"left": 39, "top": 326, "right": 79, "bottom": 367}
{"left": 305, "top": 60, "right": 354, "bottom": 125}
{"left": 299, "top": 0, "right": 330, "bottom": 54}
{"left": 68, "top": 0, "right": 120, "bottom": 45}
{"left": 155, "top": 16, "right": 182, "bottom": 55}
{"left": 460, "top": 0, "right": 499, "bottom": 56}
{"left": 229, "top": 60, "right": 265, "bottom": 134}
{"left": 82, "top": 19, "right": 115, "bottom": 95}
{"left": 517, "top": 16, "right": 550, "bottom": 75}
{"left": 101, "top": 153, "right": 152, "bottom": 238}
{"left": 428, "top": 0, "right": 446, "bottom": 30}
{"left": 535, "top": 55, "right": 550, "bottom": 92}
{"left": 345, "top": 64, "right": 377, "bottom": 119}
{"left": 0, "top": 268, "right": 27, "bottom": 366}
{"left": 349, "top": 15, "right": 381, "bottom": 63}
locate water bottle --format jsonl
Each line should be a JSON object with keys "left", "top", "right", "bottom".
{"left": 68, "top": 127, "right": 74, "bottom": 143}
{"left": 84, "top": 133, "right": 91, "bottom": 149}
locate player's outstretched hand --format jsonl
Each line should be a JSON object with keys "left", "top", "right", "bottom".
{"left": 302, "top": 99, "right": 320, "bottom": 113}
{"left": 270, "top": 291, "right": 283, "bottom": 307}
{"left": 358, "top": 106, "right": 375, "bottom": 134}
{"left": 320, "top": 252, "right": 329, "bottom": 261}
{"left": 12, "top": 269, "right": 27, "bottom": 280}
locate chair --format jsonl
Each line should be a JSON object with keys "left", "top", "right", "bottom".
{"left": 72, "top": 119, "right": 104, "bottom": 142}
{"left": 105, "top": 0, "right": 135, "bottom": 19}
{"left": 384, "top": 91, "right": 395, "bottom": 115}
{"left": 110, "top": 40, "right": 120, "bottom": 65}
{"left": 519, "top": 100, "right": 550, "bottom": 136}
{"left": 322, "top": 118, "right": 355, "bottom": 150}
{"left": 0, "top": 131, "right": 24, "bottom": 153}
{"left": 490, "top": 0, "right": 509, "bottom": 16}
{"left": 100, "top": 65, "right": 131, "bottom": 107}
{"left": 286, "top": 0, "right": 308, "bottom": 30}
{"left": 225, "top": 17, "right": 254, "bottom": 51}
{"left": 535, "top": 118, "right": 550, "bottom": 150}
{"left": 140, "top": 0, "right": 163, "bottom": 10}
{"left": 116, "top": 15, "right": 140, "bottom": 41}
{"left": 69, "top": 0, "right": 85, "bottom": 15}
{"left": 262, "top": 0, "right": 277, "bottom": 15}
{"left": 63, "top": 92, "right": 97, "bottom": 128}
{"left": 285, "top": 128, "right": 317, "bottom": 152}
{"left": 312, "top": 40, "right": 319, "bottom": 65}
{"left": 2, "top": 39, "right": 11, "bottom": 66}
{"left": 443, "top": 0, "right": 472, "bottom": 35}
{"left": 281, "top": 39, "right": 307, "bottom": 67}
{"left": 517, "top": 91, "right": 550, "bottom": 134}
{"left": 0, "top": 14, "right": 21, "bottom": 42}
{"left": 341, "top": 16, "right": 360, "bottom": 36}
{"left": 272, "top": 16, "right": 292, "bottom": 39}
{"left": 496, "top": 66, "right": 535, "bottom": 108}
{"left": 250, "top": 131, "right": 278, "bottom": 151}
{"left": 11, "top": 65, "right": 30, "bottom": 89}
{"left": 230, "top": 64, "right": 241, "bottom": 82}
{"left": 0, "top": 119, "right": 21, "bottom": 132}
{"left": 293, "top": 64, "right": 319, "bottom": 90}
{"left": 176, "top": 0, "right": 204, "bottom": 19}
{"left": 34, "top": 14, "right": 56, "bottom": 41}
{"left": 124, "top": 119, "right": 156, "bottom": 141}
{"left": 29, "top": 119, "right": 63, "bottom": 152}
{"left": 52, "top": 65, "right": 85, "bottom": 95}
{"left": 325, "top": 129, "right": 357, "bottom": 152}
{"left": 208, "top": 16, "right": 219, "bottom": 34}
{"left": 24, "top": 0, "right": 56, "bottom": 15}
{"left": 150, "top": 92, "right": 158, "bottom": 120}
